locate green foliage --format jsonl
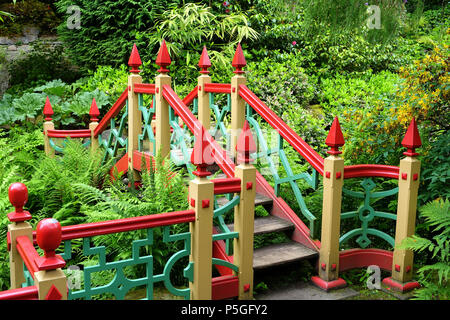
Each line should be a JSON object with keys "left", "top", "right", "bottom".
{"left": 8, "top": 41, "right": 81, "bottom": 89}
{"left": 54, "top": 0, "right": 181, "bottom": 71}
{"left": 399, "top": 199, "right": 450, "bottom": 300}
{"left": 0, "top": 0, "right": 60, "bottom": 36}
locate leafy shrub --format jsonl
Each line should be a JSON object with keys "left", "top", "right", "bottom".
{"left": 55, "top": 0, "right": 181, "bottom": 71}
{"left": 399, "top": 199, "right": 450, "bottom": 300}
{"left": 0, "top": 0, "right": 60, "bottom": 36}
{"left": 8, "top": 41, "right": 81, "bottom": 89}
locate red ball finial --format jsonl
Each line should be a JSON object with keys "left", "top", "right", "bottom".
{"left": 36, "top": 218, "right": 66, "bottom": 270}
{"left": 156, "top": 40, "right": 171, "bottom": 73}
{"left": 7, "top": 183, "right": 32, "bottom": 222}
{"left": 401, "top": 117, "right": 422, "bottom": 157}
{"left": 198, "top": 46, "right": 211, "bottom": 74}
{"left": 325, "top": 117, "right": 345, "bottom": 155}
{"left": 191, "top": 126, "right": 212, "bottom": 177}
{"left": 128, "top": 43, "right": 142, "bottom": 74}
{"left": 43, "top": 96, "right": 54, "bottom": 121}
{"left": 232, "top": 43, "right": 246, "bottom": 74}
{"left": 89, "top": 98, "right": 100, "bottom": 122}
{"left": 236, "top": 120, "right": 257, "bottom": 164}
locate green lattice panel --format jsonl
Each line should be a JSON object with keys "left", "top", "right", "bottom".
{"left": 340, "top": 178, "right": 398, "bottom": 249}
{"left": 138, "top": 94, "right": 156, "bottom": 155}
{"left": 59, "top": 226, "right": 192, "bottom": 300}
{"left": 98, "top": 103, "right": 128, "bottom": 164}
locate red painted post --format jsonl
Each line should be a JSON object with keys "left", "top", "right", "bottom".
{"left": 89, "top": 98, "right": 100, "bottom": 152}
{"left": 7, "top": 183, "right": 33, "bottom": 288}
{"left": 383, "top": 118, "right": 422, "bottom": 293}
{"left": 43, "top": 97, "right": 55, "bottom": 157}
{"left": 312, "top": 117, "right": 346, "bottom": 291}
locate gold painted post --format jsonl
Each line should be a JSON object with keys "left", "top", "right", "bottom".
{"left": 189, "top": 127, "right": 214, "bottom": 300}
{"left": 43, "top": 97, "right": 55, "bottom": 157}
{"left": 230, "top": 43, "right": 247, "bottom": 158}
{"left": 383, "top": 118, "right": 422, "bottom": 292}
{"left": 311, "top": 117, "right": 347, "bottom": 291}
{"left": 155, "top": 40, "right": 172, "bottom": 159}
{"left": 34, "top": 218, "right": 67, "bottom": 300}
{"left": 7, "top": 183, "right": 33, "bottom": 289}
{"left": 197, "top": 46, "right": 212, "bottom": 130}
{"left": 127, "top": 44, "right": 143, "bottom": 182}
{"left": 89, "top": 98, "right": 100, "bottom": 153}
{"left": 234, "top": 121, "right": 257, "bottom": 299}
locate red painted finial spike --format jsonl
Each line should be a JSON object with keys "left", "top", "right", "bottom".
{"left": 325, "top": 117, "right": 345, "bottom": 155}
{"left": 43, "top": 96, "right": 54, "bottom": 121}
{"left": 402, "top": 117, "right": 422, "bottom": 157}
{"left": 7, "top": 183, "right": 32, "bottom": 222}
{"left": 156, "top": 40, "right": 171, "bottom": 73}
{"left": 35, "top": 218, "right": 66, "bottom": 271}
{"left": 236, "top": 120, "right": 257, "bottom": 164}
{"left": 198, "top": 46, "right": 211, "bottom": 74}
{"left": 191, "top": 126, "right": 212, "bottom": 177}
{"left": 89, "top": 98, "right": 100, "bottom": 122}
{"left": 232, "top": 43, "right": 246, "bottom": 74}
{"left": 128, "top": 43, "right": 142, "bottom": 74}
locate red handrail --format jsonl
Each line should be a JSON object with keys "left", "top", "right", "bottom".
{"left": 133, "top": 83, "right": 156, "bottom": 94}
{"left": 343, "top": 164, "right": 399, "bottom": 180}
{"left": 0, "top": 286, "right": 39, "bottom": 300}
{"left": 94, "top": 88, "right": 128, "bottom": 138}
{"left": 239, "top": 85, "right": 325, "bottom": 175}
{"left": 182, "top": 86, "right": 199, "bottom": 107}
{"left": 162, "top": 85, "right": 236, "bottom": 178}
{"left": 31, "top": 210, "right": 195, "bottom": 242}
{"left": 204, "top": 83, "right": 232, "bottom": 94}
{"left": 46, "top": 129, "right": 92, "bottom": 139}
{"left": 212, "top": 178, "right": 241, "bottom": 195}
{"left": 16, "top": 236, "right": 39, "bottom": 278}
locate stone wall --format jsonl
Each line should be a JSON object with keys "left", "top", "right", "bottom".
{"left": 0, "top": 26, "right": 61, "bottom": 96}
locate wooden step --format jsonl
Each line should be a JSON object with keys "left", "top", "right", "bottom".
{"left": 226, "top": 216, "right": 295, "bottom": 236}
{"left": 216, "top": 193, "right": 273, "bottom": 208}
{"left": 252, "top": 242, "right": 318, "bottom": 271}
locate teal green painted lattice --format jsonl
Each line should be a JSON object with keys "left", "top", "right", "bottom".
{"left": 98, "top": 103, "right": 128, "bottom": 164}
{"left": 138, "top": 94, "right": 156, "bottom": 155}
{"left": 59, "top": 226, "right": 192, "bottom": 300}
{"left": 49, "top": 138, "right": 91, "bottom": 153}
{"left": 340, "top": 178, "right": 398, "bottom": 249}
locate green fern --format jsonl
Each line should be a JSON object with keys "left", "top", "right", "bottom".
{"left": 399, "top": 199, "right": 450, "bottom": 300}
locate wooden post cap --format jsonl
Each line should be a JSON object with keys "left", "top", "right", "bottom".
{"left": 198, "top": 46, "right": 211, "bottom": 74}
{"left": 128, "top": 43, "right": 142, "bottom": 73}
{"left": 325, "top": 117, "right": 345, "bottom": 155}
{"left": 43, "top": 96, "right": 54, "bottom": 121}
{"left": 232, "top": 43, "right": 246, "bottom": 74}
{"left": 36, "top": 218, "right": 66, "bottom": 270}
{"left": 7, "top": 183, "right": 32, "bottom": 222}
{"left": 156, "top": 40, "right": 171, "bottom": 73}
{"left": 89, "top": 98, "right": 100, "bottom": 122}
{"left": 191, "top": 127, "right": 212, "bottom": 177}
{"left": 402, "top": 117, "right": 422, "bottom": 157}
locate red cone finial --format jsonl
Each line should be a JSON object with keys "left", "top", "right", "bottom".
{"left": 232, "top": 43, "right": 246, "bottom": 74}
{"left": 43, "top": 96, "right": 54, "bottom": 121}
{"left": 7, "top": 182, "right": 32, "bottom": 222}
{"left": 191, "top": 126, "right": 212, "bottom": 177}
{"left": 89, "top": 98, "right": 100, "bottom": 122}
{"left": 128, "top": 43, "right": 142, "bottom": 74}
{"left": 325, "top": 117, "right": 345, "bottom": 155}
{"left": 236, "top": 120, "right": 257, "bottom": 164}
{"left": 156, "top": 40, "right": 171, "bottom": 73}
{"left": 198, "top": 46, "right": 212, "bottom": 74}
{"left": 35, "top": 218, "right": 66, "bottom": 271}
{"left": 402, "top": 117, "right": 422, "bottom": 157}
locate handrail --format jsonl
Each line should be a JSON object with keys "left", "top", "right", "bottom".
{"left": 204, "top": 83, "right": 232, "bottom": 94}
{"left": 212, "top": 178, "right": 241, "bottom": 195}
{"left": 343, "top": 164, "right": 399, "bottom": 180}
{"left": 46, "top": 129, "right": 92, "bottom": 139}
{"left": 94, "top": 88, "right": 129, "bottom": 137}
{"left": 16, "top": 236, "right": 40, "bottom": 278}
{"left": 31, "top": 210, "right": 195, "bottom": 243}
{"left": 0, "top": 286, "right": 39, "bottom": 300}
{"left": 239, "top": 85, "right": 325, "bottom": 175}
{"left": 133, "top": 83, "right": 156, "bottom": 94}
{"left": 162, "top": 85, "right": 236, "bottom": 178}
{"left": 182, "top": 86, "right": 199, "bottom": 107}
